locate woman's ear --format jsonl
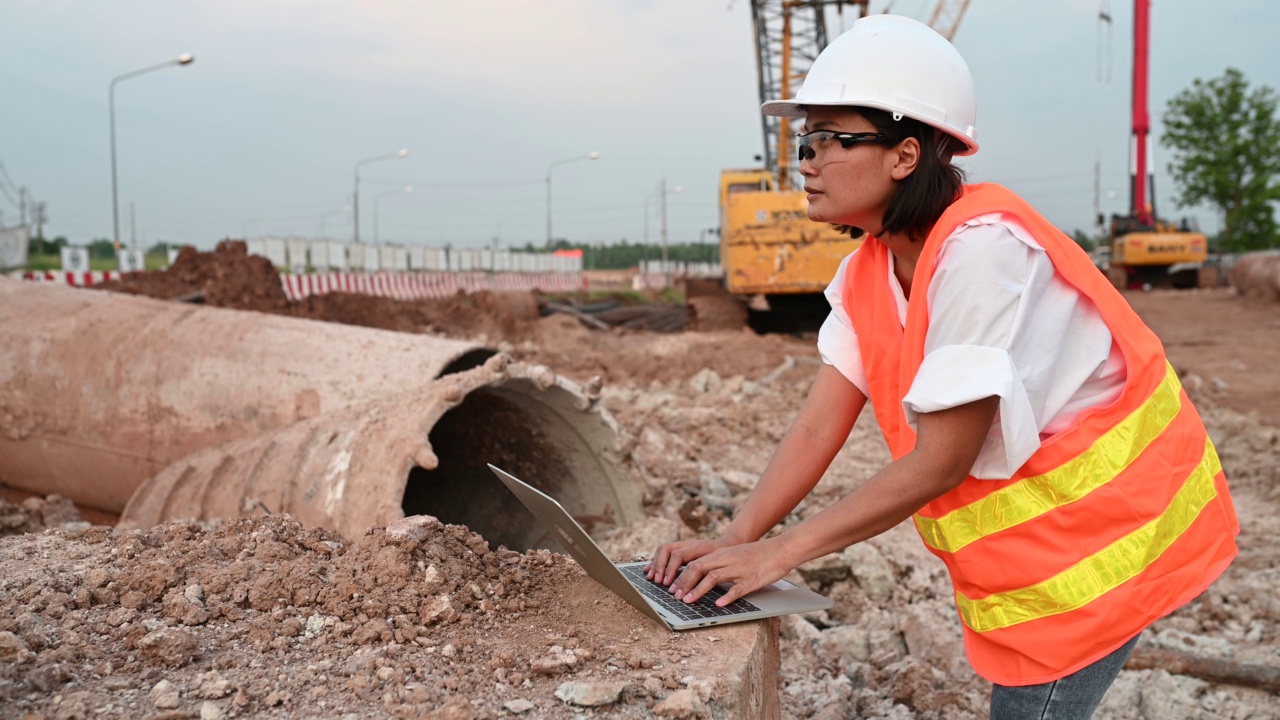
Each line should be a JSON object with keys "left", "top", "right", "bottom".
{"left": 890, "top": 137, "right": 921, "bottom": 181}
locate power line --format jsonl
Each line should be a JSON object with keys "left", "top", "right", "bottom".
{"left": 0, "top": 162, "right": 21, "bottom": 208}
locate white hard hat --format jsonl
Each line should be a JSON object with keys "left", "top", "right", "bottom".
{"left": 761, "top": 14, "right": 979, "bottom": 156}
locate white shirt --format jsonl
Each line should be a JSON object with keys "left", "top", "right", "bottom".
{"left": 818, "top": 213, "right": 1127, "bottom": 480}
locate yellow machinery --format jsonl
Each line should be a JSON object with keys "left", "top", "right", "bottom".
{"left": 711, "top": 1, "right": 970, "bottom": 328}
{"left": 720, "top": 167, "right": 860, "bottom": 296}
{"left": 1106, "top": 215, "right": 1208, "bottom": 289}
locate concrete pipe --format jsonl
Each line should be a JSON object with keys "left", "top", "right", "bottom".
{"left": 120, "top": 356, "right": 643, "bottom": 549}
{"left": 0, "top": 280, "right": 494, "bottom": 512}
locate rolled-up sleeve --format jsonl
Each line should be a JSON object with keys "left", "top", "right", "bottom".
{"left": 903, "top": 345, "right": 1039, "bottom": 479}
{"left": 901, "top": 222, "right": 1043, "bottom": 479}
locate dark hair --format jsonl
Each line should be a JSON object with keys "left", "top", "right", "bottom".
{"left": 835, "top": 107, "right": 966, "bottom": 242}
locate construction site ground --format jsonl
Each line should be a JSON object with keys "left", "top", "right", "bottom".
{"left": 2, "top": 246, "right": 1279, "bottom": 719}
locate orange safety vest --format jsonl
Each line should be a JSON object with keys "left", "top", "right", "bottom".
{"left": 843, "top": 183, "right": 1239, "bottom": 685}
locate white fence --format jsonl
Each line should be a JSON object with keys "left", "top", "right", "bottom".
{"left": 249, "top": 238, "right": 583, "bottom": 275}
{"left": 638, "top": 260, "right": 723, "bottom": 278}
{"left": 0, "top": 225, "right": 28, "bottom": 269}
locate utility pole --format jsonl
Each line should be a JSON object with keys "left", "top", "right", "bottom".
{"left": 660, "top": 178, "right": 669, "bottom": 284}
{"left": 34, "top": 202, "right": 47, "bottom": 255}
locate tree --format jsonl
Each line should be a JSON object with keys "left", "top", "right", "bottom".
{"left": 1070, "top": 229, "right": 1096, "bottom": 252}
{"left": 1162, "top": 68, "right": 1280, "bottom": 251}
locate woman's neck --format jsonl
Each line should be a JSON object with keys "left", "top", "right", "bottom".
{"left": 881, "top": 231, "right": 923, "bottom": 299}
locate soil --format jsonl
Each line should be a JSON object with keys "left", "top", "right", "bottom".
{"left": 1122, "top": 287, "right": 1280, "bottom": 427}
{"left": 5, "top": 248, "right": 1280, "bottom": 719}
{"left": 97, "top": 241, "right": 540, "bottom": 342}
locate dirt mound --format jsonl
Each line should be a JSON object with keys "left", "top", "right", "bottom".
{"left": 1230, "top": 251, "right": 1280, "bottom": 301}
{"left": 97, "top": 242, "right": 543, "bottom": 343}
{"left": 100, "top": 241, "right": 290, "bottom": 312}
{"left": 288, "top": 291, "right": 538, "bottom": 341}
{"left": 0, "top": 513, "right": 745, "bottom": 719}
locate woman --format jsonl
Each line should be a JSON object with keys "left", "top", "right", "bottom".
{"left": 646, "top": 14, "right": 1238, "bottom": 719}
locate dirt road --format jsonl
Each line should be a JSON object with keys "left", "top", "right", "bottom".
{"left": 1124, "top": 288, "right": 1280, "bottom": 426}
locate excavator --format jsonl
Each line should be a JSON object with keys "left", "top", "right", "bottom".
{"left": 1103, "top": 0, "right": 1207, "bottom": 289}
{"left": 712, "top": 0, "right": 971, "bottom": 331}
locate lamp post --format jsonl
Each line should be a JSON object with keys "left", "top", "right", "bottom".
{"left": 353, "top": 149, "right": 408, "bottom": 243}
{"left": 109, "top": 53, "right": 194, "bottom": 249}
{"left": 660, "top": 179, "right": 683, "bottom": 286}
{"left": 373, "top": 186, "right": 412, "bottom": 244}
{"left": 545, "top": 151, "right": 600, "bottom": 246}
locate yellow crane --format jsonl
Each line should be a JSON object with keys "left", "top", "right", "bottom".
{"left": 713, "top": 1, "right": 971, "bottom": 329}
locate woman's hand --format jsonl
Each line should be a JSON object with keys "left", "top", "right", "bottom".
{"left": 667, "top": 539, "right": 792, "bottom": 607}
{"left": 644, "top": 535, "right": 743, "bottom": 586}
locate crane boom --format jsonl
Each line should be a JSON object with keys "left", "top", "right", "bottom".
{"left": 750, "top": 0, "right": 843, "bottom": 190}
{"left": 748, "top": 1, "right": 971, "bottom": 190}
{"left": 928, "top": 0, "right": 972, "bottom": 41}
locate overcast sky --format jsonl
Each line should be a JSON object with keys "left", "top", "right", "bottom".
{"left": 2, "top": 0, "right": 1277, "bottom": 251}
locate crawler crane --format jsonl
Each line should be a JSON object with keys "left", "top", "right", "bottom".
{"left": 1103, "top": 0, "right": 1207, "bottom": 289}
{"left": 714, "top": 1, "right": 971, "bottom": 330}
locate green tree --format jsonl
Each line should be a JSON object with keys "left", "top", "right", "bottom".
{"left": 87, "top": 238, "right": 116, "bottom": 260}
{"left": 1162, "top": 67, "right": 1280, "bottom": 251}
{"left": 1070, "top": 229, "right": 1096, "bottom": 252}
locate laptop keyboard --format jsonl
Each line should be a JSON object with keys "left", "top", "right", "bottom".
{"left": 620, "top": 565, "right": 760, "bottom": 621}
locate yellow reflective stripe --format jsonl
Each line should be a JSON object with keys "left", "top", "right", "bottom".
{"left": 956, "top": 438, "right": 1222, "bottom": 633}
{"left": 916, "top": 363, "right": 1183, "bottom": 553}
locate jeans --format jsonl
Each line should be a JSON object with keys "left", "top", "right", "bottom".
{"left": 989, "top": 633, "right": 1141, "bottom": 720}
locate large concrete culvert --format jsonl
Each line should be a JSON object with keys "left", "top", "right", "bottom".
{"left": 121, "top": 356, "right": 644, "bottom": 548}
{"left": 404, "top": 378, "right": 635, "bottom": 552}
{"left": 0, "top": 279, "right": 642, "bottom": 547}
{"left": 0, "top": 280, "right": 495, "bottom": 513}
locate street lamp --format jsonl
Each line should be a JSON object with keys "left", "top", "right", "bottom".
{"left": 109, "top": 53, "right": 195, "bottom": 249}
{"left": 545, "top": 151, "right": 600, "bottom": 246}
{"left": 353, "top": 149, "right": 408, "bottom": 243}
{"left": 373, "top": 186, "right": 412, "bottom": 244}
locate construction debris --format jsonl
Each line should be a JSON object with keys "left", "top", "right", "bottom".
{"left": 546, "top": 300, "right": 692, "bottom": 333}
{"left": 0, "top": 513, "right": 779, "bottom": 719}
{"left": 2, "top": 245, "right": 1279, "bottom": 719}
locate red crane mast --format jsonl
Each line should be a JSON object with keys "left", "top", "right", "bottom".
{"left": 1131, "top": 0, "right": 1153, "bottom": 225}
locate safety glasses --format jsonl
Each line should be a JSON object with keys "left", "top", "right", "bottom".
{"left": 796, "top": 130, "right": 888, "bottom": 162}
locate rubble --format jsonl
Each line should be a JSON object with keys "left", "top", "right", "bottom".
{"left": 0, "top": 514, "right": 779, "bottom": 719}
{"left": 2, "top": 250, "right": 1278, "bottom": 719}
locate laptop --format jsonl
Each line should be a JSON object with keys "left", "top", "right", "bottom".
{"left": 487, "top": 464, "right": 833, "bottom": 631}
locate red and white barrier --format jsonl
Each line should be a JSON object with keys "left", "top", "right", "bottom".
{"left": 12, "top": 270, "right": 122, "bottom": 286}
{"left": 11, "top": 269, "right": 585, "bottom": 300}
